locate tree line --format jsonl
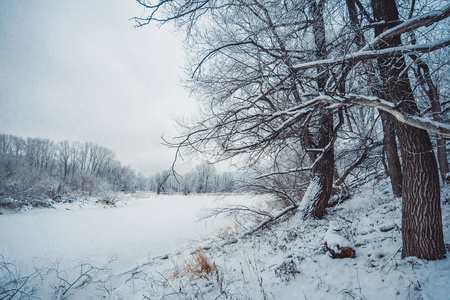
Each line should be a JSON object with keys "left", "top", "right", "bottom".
{"left": 0, "top": 134, "right": 242, "bottom": 204}
{"left": 0, "top": 134, "right": 138, "bottom": 203}
{"left": 150, "top": 163, "right": 239, "bottom": 195}
{"left": 135, "top": 0, "right": 449, "bottom": 260}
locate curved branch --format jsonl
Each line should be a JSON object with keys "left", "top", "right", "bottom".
{"left": 192, "top": 40, "right": 283, "bottom": 77}
{"left": 344, "top": 94, "right": 450, "bottom": 137}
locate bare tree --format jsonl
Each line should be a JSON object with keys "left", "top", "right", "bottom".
{"left": 1, "top": 134, "right": 139, "bottom": 202}
{"left": 136, "top": 0, "right": 449, "bottom": 260}
{"left": 154, "top": 169, "right": 171, "bottom": 195}
{"left": 298, "top": 0, "right": 337, "bottom": 219}
{"left": 136, "top": 0, "right": 347, "bottom": 216}
{"left": 195, "top": 162, "right": 216, "bottom": 193}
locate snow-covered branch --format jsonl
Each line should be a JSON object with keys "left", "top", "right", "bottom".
{"left": 296, "top": 94, "right": 450, "bottom": 137}
{"left": 361, "top": 4, "right": 450, "bottom": 51}
{"left": 293, "top": 37, "right": 450, "bottom": 71}
{"left": 319, "top": 94, "right": 450, "bottom": 137}
{"left": 344, "top": 94, "right": 450, "bottom": 137}
{"left": 293, "top": 3, "right": 450, "bottom": 71}
{"left": 260, "top": 93, "right": 450, "bottom": 142}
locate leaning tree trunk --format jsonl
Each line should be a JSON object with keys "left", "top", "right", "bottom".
{"left": 300, "top": 0, "right": 334, "bottom": 219}
{"left": 371, "top": 0, "right": 445, "bottom": 260}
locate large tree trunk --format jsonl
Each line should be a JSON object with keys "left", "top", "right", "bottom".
{"left": 397, "top": 123, "right": 444, "bottom": 259}
{"left": 300, "top": 0, "right": 334, "bottom": 219}
{"left": 371, "top": 0, "right": 445, "bottom": 260}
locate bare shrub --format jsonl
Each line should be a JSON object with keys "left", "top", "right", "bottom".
{"left": 0, "top": 256, "right": 38, "bottom": 299}
{"left": 96, "top": 182, "right": 119, "bottom": 207}
{"left": 274, "top": 259, "right": 300, "bottom": 282}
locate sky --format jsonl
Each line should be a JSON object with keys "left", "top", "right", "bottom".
{"left": 0, "top": 0, "right": 197, "bottom": 175}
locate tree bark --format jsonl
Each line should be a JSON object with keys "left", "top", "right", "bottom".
{"left": 309, "top": 113, "right": 334, "bottom": 219}
{"left": 371, "top": 0, "right": 445, "bottom": 260}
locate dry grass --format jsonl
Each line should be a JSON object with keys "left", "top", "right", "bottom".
{"left": 183, "top": 249, "right": 215, "bottom": 278}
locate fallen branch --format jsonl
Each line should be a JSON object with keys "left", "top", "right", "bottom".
{"left": 223, "top": 204, "right": 298, "bottom": 246}
{"left": 199, "top": 205, "right": 274, "bottom": 221}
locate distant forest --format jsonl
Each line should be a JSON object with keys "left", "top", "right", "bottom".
{"left": 151, "top": 164, "right": 239, "bottom": 195}
{"left": 0, "top": 134, "right": 239, "bottom": 206}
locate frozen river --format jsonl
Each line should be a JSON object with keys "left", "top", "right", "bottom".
{"left": 0, "top": 193, "right": 257, "bottom": 275}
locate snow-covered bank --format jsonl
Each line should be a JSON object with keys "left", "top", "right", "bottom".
{"left": 1, "top": 183, "right": 449, "bottom": 299}
{"left": 102, "top": 181, "right": 448, "bottom": 300}
{"left": 0, "top": 193, "right": 259, "bottom": 299}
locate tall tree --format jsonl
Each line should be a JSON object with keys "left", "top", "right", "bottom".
{"left": 136, "top": 0, "right": 343, "bottom": 217}
{"left": 370, "top": 0, "right": 445, "bottom": 260}
{"left": 345, "top": 0, "right": 403, "bottom": 197}
{"left": 135, "top": 0, "right": 449, "bottom": 260}
{"left": 299, "top": 0, "right": 336, "bottom": 219}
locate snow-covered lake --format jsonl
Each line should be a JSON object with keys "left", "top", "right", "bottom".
{"left": 0, "top": 193, "right": 257, "bottom": 276}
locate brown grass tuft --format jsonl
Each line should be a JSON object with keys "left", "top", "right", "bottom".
{"left": 184, "top": 249, "right": 215, "bottom": 278}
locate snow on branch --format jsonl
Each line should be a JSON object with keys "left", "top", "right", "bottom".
{"left": 361, "top": 4, "right": 450, "bottom": 51}
{"left": 261, "top": 93, "right": 450, "bottom": 143}
{"left": 293, "top": 3, "right": 450, "bottom": 71}
{"left": 307, "top": 94, "right": 450, "bottom": 137}
{"left": 344, "top": 94, "right": 450, "bottom": 137}
{"left": 172, "top": 91, "right": 449, "bottom": 162}
{"left": 293, "top": 37, "right": 450, "bottom": 71}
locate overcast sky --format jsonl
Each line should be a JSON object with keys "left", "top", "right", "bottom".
{"left": 0, "top": 0, "right": 198, "bottom": 175}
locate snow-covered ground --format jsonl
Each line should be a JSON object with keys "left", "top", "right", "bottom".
{"left": 0, "top": 193, "right": 260, "bottom": 299}
{"left": 1, "top": 182, "right": 449, "bottom": 299}
{"left": 135, "top": 181, "right": 449, "bottom": 300}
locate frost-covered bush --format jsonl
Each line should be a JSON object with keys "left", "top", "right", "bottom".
{"left": 97, "top": 187, "right": 119, "bottom": 207}
{"left": 0, "top": 197, "right": 22, "bottom": 210}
